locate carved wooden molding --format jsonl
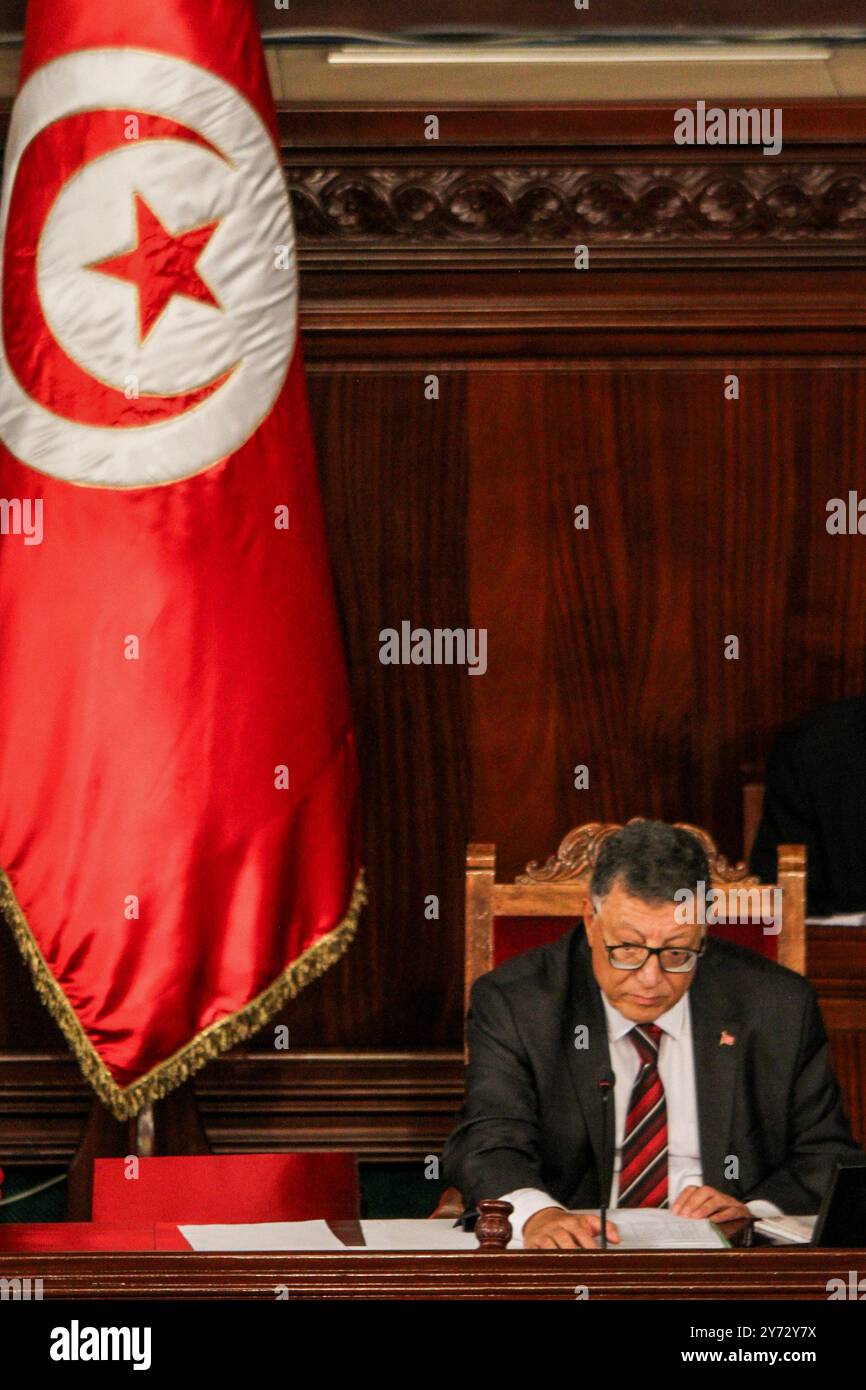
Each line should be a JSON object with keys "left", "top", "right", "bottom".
{"left": 286, "top": 160, "right": 866, "bottom": 267}
{"left": 517, "top": 818, "right": 754, "bottom": 886}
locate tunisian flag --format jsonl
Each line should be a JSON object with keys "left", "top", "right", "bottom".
{"left": 0, "top": 0, "right": 363, "bottom": 1118}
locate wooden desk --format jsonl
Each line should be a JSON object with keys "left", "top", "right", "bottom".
{"left": 0, "top": 1239, "right": 861, "bottom": 1299}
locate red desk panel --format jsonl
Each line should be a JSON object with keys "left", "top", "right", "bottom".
{"left": 0, "top": 1222, "right": 190, "bottom": 1252}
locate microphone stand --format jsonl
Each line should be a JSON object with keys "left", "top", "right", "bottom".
{"left": 598, "top": 1071, "right": 615, "bottom": 1251}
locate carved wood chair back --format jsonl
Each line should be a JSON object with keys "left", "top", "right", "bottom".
{"left": 464, "top": 818, "right": 806, "bottom": 1056}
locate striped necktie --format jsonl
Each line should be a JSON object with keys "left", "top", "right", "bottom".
{"left": 618, "top": 1023, "right": 669, "bottom": 1208}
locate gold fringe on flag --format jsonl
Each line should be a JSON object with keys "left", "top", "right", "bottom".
{"left": 0, "top": 866, "right": 366, "bottom": 1120}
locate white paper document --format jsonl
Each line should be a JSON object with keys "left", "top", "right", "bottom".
{"left": 353, "top": 1220, "right": 484, "bottom": 1250}
{"left": 179, "top": 1218, "right": 506, "bottom": 1252}
{"left": 179, "top": 1220, "right": 346, "bottom": 1251}
{"left": 601, "top": 1209, "right": 728, "bottom": 1249}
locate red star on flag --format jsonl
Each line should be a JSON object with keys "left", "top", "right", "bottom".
{"left": 88, "top": 192, "right": 221, "bottom": 340}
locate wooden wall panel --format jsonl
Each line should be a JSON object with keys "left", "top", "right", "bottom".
{"left": 828, "top": 1033, "right": 866, "bottom": 1144}
{"left": 256, "top": 367, "right": 472, "bottom": 1047}
{"left": 468, "top": 362, "right": 866, "bottom": 880}
{"left": 3, "top": 101, "right": 866, "bottom": 1157}
{"left": 0, "top": 1052, "right": 464, "bottom": 1164}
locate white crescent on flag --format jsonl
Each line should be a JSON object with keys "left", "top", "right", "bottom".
{"left": 0, "top": 48, "right": 297, "bottom": 488}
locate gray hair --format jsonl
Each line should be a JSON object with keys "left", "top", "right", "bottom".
{"left": 589, "top": 820, "right": 711, "bottom": 908}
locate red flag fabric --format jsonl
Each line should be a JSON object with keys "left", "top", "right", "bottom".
{"left": 0, "top": 0, "right": 363, "bottom": 1118}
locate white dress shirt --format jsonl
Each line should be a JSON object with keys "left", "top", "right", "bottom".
{"left": 502, "top": 992, "right": 782, "bottom": 1239}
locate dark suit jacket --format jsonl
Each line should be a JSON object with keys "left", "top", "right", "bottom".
{"left": 750, "top": 696, "right": 866, "bottom": 916}
{"left": 442, "top": 928, "right": 862, "bottom": 1212}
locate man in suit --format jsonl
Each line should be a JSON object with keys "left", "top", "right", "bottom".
{"left": 750, "top": 696, "right": 866, "bottom": 917}
{"left": 443, "top": 820, "right": 862, "bottom": 1249}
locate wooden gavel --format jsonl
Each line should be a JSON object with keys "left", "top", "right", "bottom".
{"left": 475, "top": 1199, "right": 514, "bottom": 1250}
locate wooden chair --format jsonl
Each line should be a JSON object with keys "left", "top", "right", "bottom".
{"left": 466, "top": 820, "right": 805, "bottom": 1034}
{"left": 92, "top": 1152, "right": 360, "bottom": 1224}
{"left": 433, "top": 819, "right": 806, "bottom": 1219}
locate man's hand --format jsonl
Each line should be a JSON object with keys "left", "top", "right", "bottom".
{"left": 672, "top": 1186, "right": 750, "bottom": 1222}
{"left": 522, "top": 1206, "right": 621, "bottom": 1249}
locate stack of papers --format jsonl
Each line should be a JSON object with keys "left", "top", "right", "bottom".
{"left": 753, "top": 1215, "right": 816, "bottom": 1245}
{"left": 597, "top": 1209, "right": 727, "bottom": 1249}
{"left": 619, "top": 1210, "right": 725, "bottom": 1249}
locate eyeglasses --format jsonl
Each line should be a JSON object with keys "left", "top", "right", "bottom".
{"left": 603, "top": 940, "right": 705, "bottom": 973}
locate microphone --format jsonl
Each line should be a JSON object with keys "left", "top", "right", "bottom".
{"left": 598, "top": 1068, "right": 616, "bottom": 1251}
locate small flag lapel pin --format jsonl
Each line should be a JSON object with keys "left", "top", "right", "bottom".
{"left": 719, "top": 1030, "right": 736, "bottom": 1046}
